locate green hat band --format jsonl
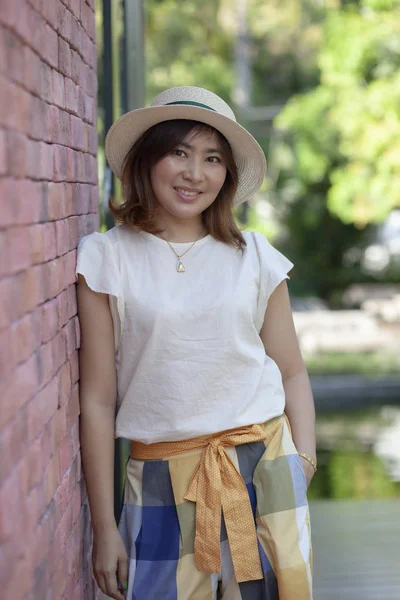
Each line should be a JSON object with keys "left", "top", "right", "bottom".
{"left": 165, "top": 101, "right": 217, "bottom": 111}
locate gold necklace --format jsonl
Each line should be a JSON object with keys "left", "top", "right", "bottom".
{"left": 166, "top": 233, "right": 205, "bottom": 272}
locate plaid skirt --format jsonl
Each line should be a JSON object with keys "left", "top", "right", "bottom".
{"left": 118, "top": 414, "right": 313, "bottom": 600}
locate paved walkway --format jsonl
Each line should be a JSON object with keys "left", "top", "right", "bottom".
{"left": 310, "top": 499, "right": 400, "bottom": 600}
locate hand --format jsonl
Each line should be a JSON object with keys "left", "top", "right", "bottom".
{"left": 92, "top": 525, "right": 129, "bottom": 600}
{"left": 299, "top": 456, "right": 315, "bottom": 488}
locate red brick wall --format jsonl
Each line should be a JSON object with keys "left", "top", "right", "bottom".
{"left": 0, "top": 1, "right": 102, "bottom": 598}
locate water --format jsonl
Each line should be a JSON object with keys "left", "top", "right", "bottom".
{"left": 311, "top": 405, "right": 400, "bottom": 599}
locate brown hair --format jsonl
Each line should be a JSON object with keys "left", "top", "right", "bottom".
{"left": 108, "top": 119, "right": 246, "bottom": 251}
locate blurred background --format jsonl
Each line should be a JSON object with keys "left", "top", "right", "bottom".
{"left": 97, "top": 1, "right": 400, "bottom": 598}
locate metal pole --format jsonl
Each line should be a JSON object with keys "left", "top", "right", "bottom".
{"left": 123, "top": 0, "right": 145, "bottom": 112}
{"left": 102, "top": 0, "right": 115, "bottom": 230}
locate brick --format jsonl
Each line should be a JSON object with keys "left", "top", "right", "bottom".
{"left": 30, "top": 222, "right": 57, "bottom": 265}
{"left": 25, "top": 484, "right": 47, "bottom": 545}
{"left": 84, "top": 92, "right": 95, "bottom": 124}
{"left": 0, "top": 329, "right": 15, "bottom": 385}
{"left": 11, "top": 312, "right": 41, "bottom": 365}
{"left": 40, "top": 61, "right": 53, "bottom": 102}
{"left": 58, "top": 361, "right": 71, "bottom": 405}
{"left": 59, "top": 2, "right": 73, "bottom": 43}
{"left": 40, "top": 299, "right": 58, "bottom": 344}
{"left": 88, "top": 123, "right": 97, "bottom": 154}
{"left": 81, "top": 121, "right": 89, "bottom": 153}
{"left": 47, "top": 104, "right": 61, "bottom": 144}
{"left": 25, "top": 435, "right": 44, "bottom": 491}
{"left": 53, "top": 145, "right": 68, "bottom": 182}
{"left": 69, "top": 0, "right": 81, "bottom": 21}
{"left": 85, "top": 153, "right": 97, "bottom": 184}
{"left": 57, "top": 288, "right": 70, "bottom": 329}
{"left": 79, "top": 60, "right": 89, "bottom": 96}
{"left": 44, "top": 255, "right": 66, "bottom": 299}
{"left": 1, "top": 226, "right": 31, "bottom": 276}
{"left": 70, "top": 350, "right": 79, "bottom": 384}
{"left": 63, "top": 249, "right": 77, "bottom": 286}
{"left": 40, "top": 0, "right": 59, "bottom": 31}
{"left": 48, "top": 182, "right": 67, "bottom": 221}
{"left": 88, "top": 40, "right": 97, "bottom": 70}
{"left": 70, "top": 16, "right": 82, "bottom": 53}
{"left": 0, "top": 129, "right": 7, "bottom": 175}
{"left": 0, "top": 179, "right": 17, "bottom": 229}
{"left": 52, "top": 329, "right": 67, "bottom": 371}
{"left": 69, "top": 215, "right": 79, "bottom": 249}
{"left": 0, "top": 408, "right": 28, "bottom": 482}
{"left": 43, "top": 24, "right": 59, "bottom": 69}
{"left": 65, "top": 76, "right": 79, "bottom": 114}
{"left": 86, "top": 66, "right": 97, "bottom": 98}
{"left": 54, "top": 462, "right": 73, "bottom": 523}
{"left": 53, "top": 404, "right": 67, "bottom": 445}
{"left": 52, "top": 69, "right": 66, "bottom": 109}
{"left": 28, "top": 96, "right": 48, "bottom": 141}
{"left": 66, "top": 148, "right": 76, "bottom": 181}
{"left": 58, "top": 433, "right": 73, "bottom": 477}
{"left": 0, "top": 354, "right": 39, "bottom": 428}
{"left": 74, "top": 183, "right": 89, "bottom": 214}
{"left": 68, "top": 283, "right": 77, "bottom": 317}
{"left": 33, "top": 501, "right": 57, "bottom": 567}
{"left": 18, "top": 0, "right": 39, "bottom": 47}
{"left": 6, "top": 28, "right": 24, "bottom": 85}
{"left": 71, "top": 116, "right": 84, "bottom": 150}
{"left": 70, "top": 49, "right": 81, "bottom": 85}
{"left": 52, "top": 501, "right": 73, "bottom": 556}
{"left": 0, "top": 276, "right": 15, "bottom": 329}
{"left": 59, "top": 109, "right": 72, "bottom": 146}
{"left": 25, "top": 138, "right": 41, "bottom": 180}
{"left": 6, "top": 131, "right": 29, "bottom": 178}
{"left": 64, "top": 318, "right": 78, "bottom": 358}
{"left": 17, "top": 264, "right": 46, "bottom": 314}
{"left": 23, "top": 44, "right": 42, "bottom": 95}
{"left": 58, "top": 36, "right": 71, "bottom": 78}
{"left": 0, "top": 0, "right": 22, "bottom": 30}
{"left": 75, "top": 151, "right": 86, "bottom": 182}
{"left": 26, "top": 377, "right": 58, "bottom": 443}
{"left": 55, "top": 219, "right": 69, "bottom": 255}
{"left": 36, "top": 341, "right": 54, "bottom": 388}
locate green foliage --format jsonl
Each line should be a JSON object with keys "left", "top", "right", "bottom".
{"left": 144, "top": 0, "right": 400, "bottom": 297}
{"left": 275, "top": 3, "right": 400, "bottom": 226}
{"left": 145, "top": 0, "right": 235, "bottom": 103}
{"left": 305, "top": 350, "right": 400, "bottom": 376}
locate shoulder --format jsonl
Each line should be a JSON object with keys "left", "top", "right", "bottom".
{"left": 77, "top": 224, "right": 134, "bottom": 251}
{"left": 241, "top": 229, "right": 273, "bottom": 254}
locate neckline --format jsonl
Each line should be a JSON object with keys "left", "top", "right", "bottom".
{"left": 140, "top": 230, "right": 212, "bottom": 248}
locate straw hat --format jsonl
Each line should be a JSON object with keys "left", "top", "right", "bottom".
{"left": 105, "top": 86, "right": 266, "bottom": 206}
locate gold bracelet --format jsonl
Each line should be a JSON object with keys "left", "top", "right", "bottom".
{"left": 298, "top": 453, "right": 317, "bottom": 473}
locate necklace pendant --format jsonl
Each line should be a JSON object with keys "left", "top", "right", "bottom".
{"left": 177, "top": 259, "right": 185, "bottom": 273}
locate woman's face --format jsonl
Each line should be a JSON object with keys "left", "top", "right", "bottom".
{"left": 150, "top": 129, "right": 227, "bottom": 221}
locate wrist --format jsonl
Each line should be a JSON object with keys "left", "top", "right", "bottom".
{"left": 92, "top": 519, "right": 117, "bottom": 534}
{"left": 298, "top": 452, "right": 317, "bottom": 473}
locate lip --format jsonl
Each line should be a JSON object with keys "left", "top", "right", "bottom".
{"left": 174, "top": 186, "right": 203, "bottom": 202}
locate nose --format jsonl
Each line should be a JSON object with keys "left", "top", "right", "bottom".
{"left": 182, "top": 156, "right": 205, "bottom": 183}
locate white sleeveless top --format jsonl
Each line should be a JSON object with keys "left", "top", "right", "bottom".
{"left": 75, "top": 225, "right": 293, "bottom": 443}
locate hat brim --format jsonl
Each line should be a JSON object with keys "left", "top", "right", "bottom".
{"left": 105, "top": 105, "right": 266, "bottom": 206}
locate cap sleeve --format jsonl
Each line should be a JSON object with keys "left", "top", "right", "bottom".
{"left": 75, "top": 232, "right": 124, "bottom": 352}
{"left": 251, "top": 231, "right": 294, "bottom": 330}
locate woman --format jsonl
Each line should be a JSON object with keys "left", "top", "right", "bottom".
{"left": 76, "top": 86, "right": 316, "bottom": 600}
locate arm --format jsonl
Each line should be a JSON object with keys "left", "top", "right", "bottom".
{"left": 77, "top": 275, "right": 127, "bottom": 599}
{"left": 259, "top": 280, "right": 316, "bottom": 485}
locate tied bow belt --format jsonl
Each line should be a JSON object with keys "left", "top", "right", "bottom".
{"left": 130, "top": 422, "right": 272, "bottom": 583}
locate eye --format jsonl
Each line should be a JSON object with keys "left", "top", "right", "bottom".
{"left": 206, "top": 156, "right": 221, "bottom": 163}
{"left": 174, "top": 148, "right": 187, "bottom": 157}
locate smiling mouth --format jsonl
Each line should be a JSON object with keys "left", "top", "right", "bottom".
{"left": 174, "top": 187, "right": 203, "bottom": 201}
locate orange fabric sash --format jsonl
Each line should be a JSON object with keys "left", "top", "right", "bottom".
{"left": 130, "top": 423, "right": 268, "bottom": 583}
